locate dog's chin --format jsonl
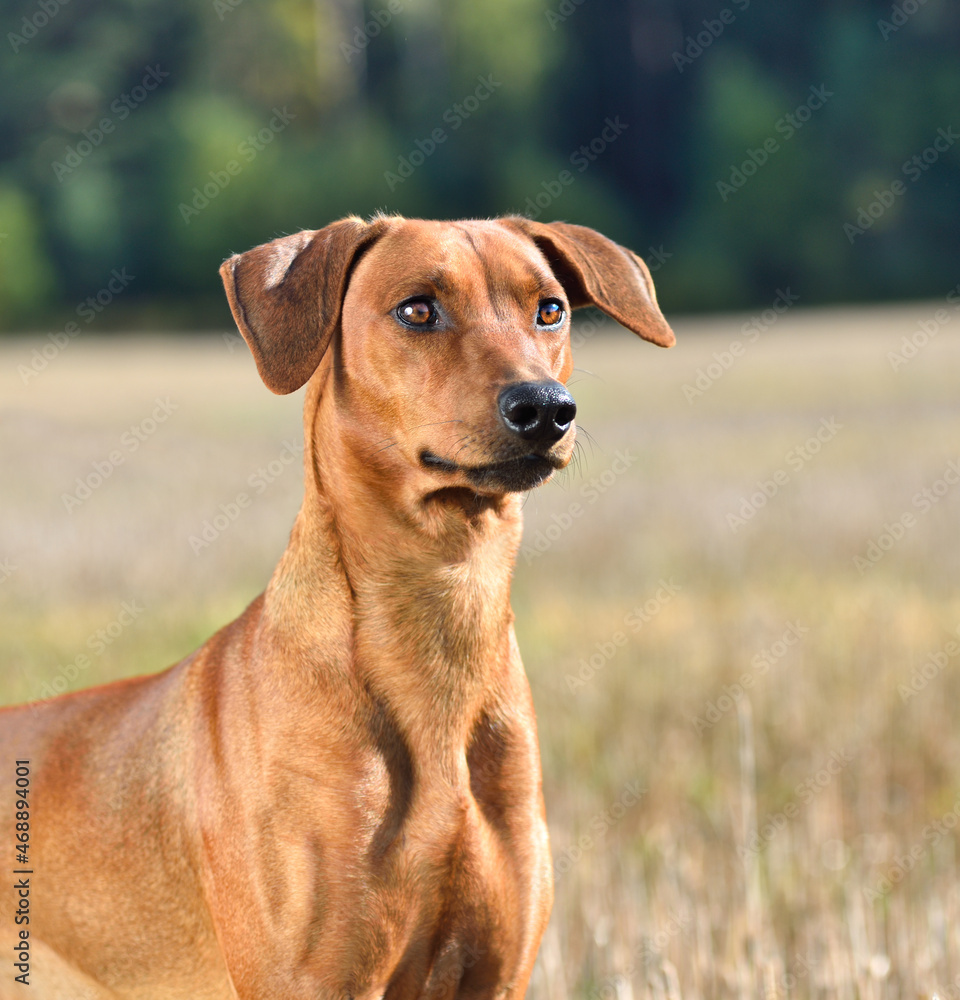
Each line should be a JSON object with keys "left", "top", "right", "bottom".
{"left": 420, "top": 450, "right": 564, "bottom": 495}
{"left": 465, "top": 455, "right": 558, "bottom": 492}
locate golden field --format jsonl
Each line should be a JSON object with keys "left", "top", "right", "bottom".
{"left": 1, "top": 302, "right": 959, "bottom": 998}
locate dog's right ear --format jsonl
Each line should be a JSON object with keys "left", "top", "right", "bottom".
{"left": 220, "top": 217, "right": 388, "bottom": 394}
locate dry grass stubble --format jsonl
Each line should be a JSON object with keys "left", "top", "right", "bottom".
{"left": 1, "top": 303, "right": 959, "bottom": 996}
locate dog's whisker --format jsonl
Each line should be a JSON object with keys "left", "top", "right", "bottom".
{"left": 575, "top": 425, "right": 599, "bottom": 456}
{"left": 412, "top": 419, "right": 465, "bottom": 431}
{"left": 452, "top": 436, "right": 477, "bottom": 462}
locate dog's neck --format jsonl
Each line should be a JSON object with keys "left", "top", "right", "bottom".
{"left": 258, "top": 378, "right": 525, "bottom": 753}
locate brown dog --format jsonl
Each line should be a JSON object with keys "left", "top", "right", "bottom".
{"left": 1, "top": 215, "right": 673, "bottom": 999}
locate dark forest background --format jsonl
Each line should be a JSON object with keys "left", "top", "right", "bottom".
{"left": 2, "top": 0, "right": 958, "bottom": 330}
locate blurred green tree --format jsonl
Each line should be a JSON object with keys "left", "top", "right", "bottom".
{"left": 1, "top": 0, "right": 958, "bottom": 329}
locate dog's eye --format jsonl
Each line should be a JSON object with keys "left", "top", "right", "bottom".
{"left": 397, "top": 299, "right": 438, "bottom": 328}
{"left": 536, "top": 299, "right": 564, "bottom": 327}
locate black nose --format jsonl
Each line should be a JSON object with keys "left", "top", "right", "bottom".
{"left": 498, "top": 381, "right": 577, "bottom": 445}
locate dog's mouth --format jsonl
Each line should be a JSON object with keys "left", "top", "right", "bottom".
{"left": 420, "top": 450, "right": 561, "bottom": 493}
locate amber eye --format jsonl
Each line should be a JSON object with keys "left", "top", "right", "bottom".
{"left": 536, "top": 299, "right": 564, "bottom": 327}
{"left": 397, "top": 299, "right": 438, "bottom": 327}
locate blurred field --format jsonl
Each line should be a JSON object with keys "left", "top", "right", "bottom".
{"left": 2, "top": 304, "right": 960, "bottom": 998}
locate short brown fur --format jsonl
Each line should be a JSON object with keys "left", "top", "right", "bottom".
{"left": 0, "top": 216, "right": 673, "bottom": 999}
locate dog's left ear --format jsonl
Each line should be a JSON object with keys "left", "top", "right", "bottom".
{"left": 503, "top": 218, "right": 675, "bottom": 348}
{"left": 220, "top": 217, "right": 388, "bottom": 394}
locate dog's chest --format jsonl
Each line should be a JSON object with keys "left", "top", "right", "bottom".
{"left": 262, "top": 711, "right": 551, "bottom": 998}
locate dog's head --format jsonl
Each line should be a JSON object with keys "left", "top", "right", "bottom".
{"left": 220, "top": 215, "right": 673, "bottom": 500}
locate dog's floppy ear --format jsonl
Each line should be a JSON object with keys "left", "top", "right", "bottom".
{"left": 220, "top": 217, "right": 388, "bottom": 394}
{"left": 503, "top": 218, "right": 675, "bottom": 348}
